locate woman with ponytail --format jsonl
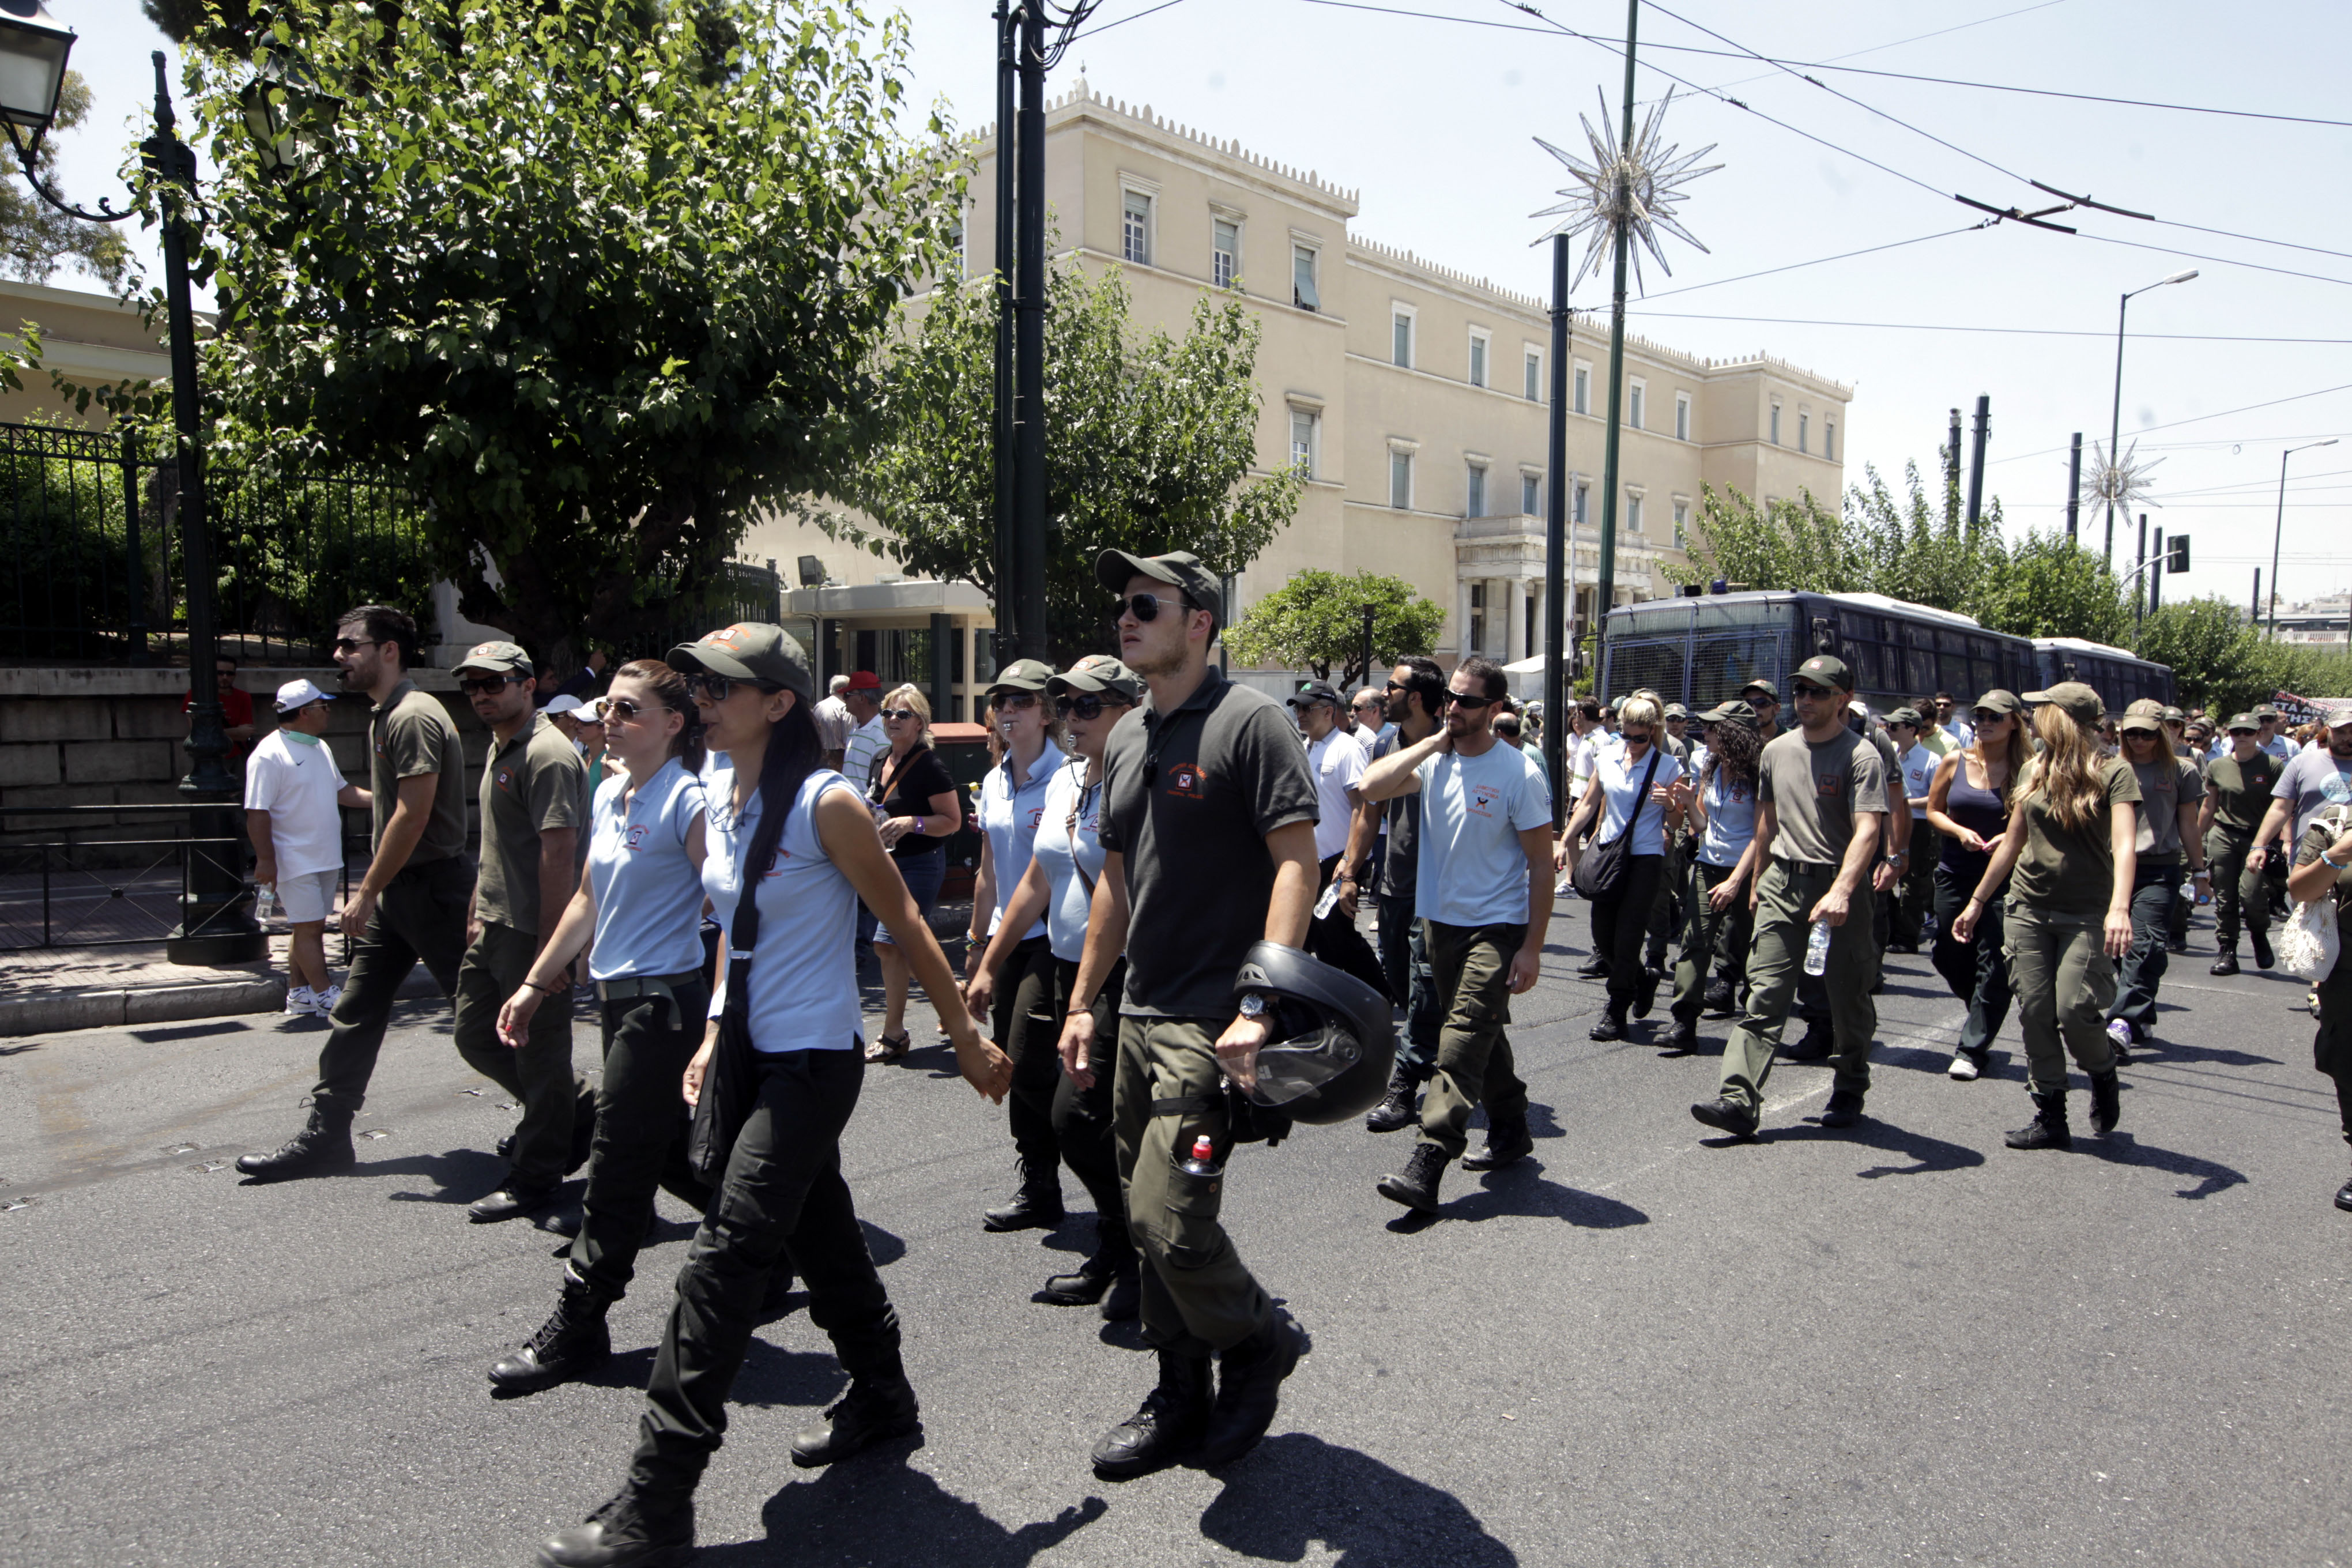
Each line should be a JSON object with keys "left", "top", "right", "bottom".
{"left": 536, "top": 625, "right": 1010, "bottom": 1568}
{"left": 1950, "top": 683, "right": 2140, "bottom": 1152}
{"left": 487, "top": 659, "right": 717, "bottom": 1397}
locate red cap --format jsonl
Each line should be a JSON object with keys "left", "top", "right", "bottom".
{"left": 1190, "top": 1135, "right": 1215, "bottom": 1162}
{"left": 845, "top": 670, "right": 882, "bottom": 691}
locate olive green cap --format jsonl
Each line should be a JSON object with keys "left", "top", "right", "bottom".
{"left": 1049, "top": 654, "right": 1143, "bottom": 705}
{"left": 1792, "top": 655, "right": 1853, "bottom": 692}
{"left": 1973, "top": 689, "right": 2023, "bottom": 717}
{"left": 666, "top": 622, "right": 814, "bottom": 700}
{"left": 1096, "top": 548, "right": 1222, "bottom": 633}
{"left": 987, "top": 658, "right": 1056, "bottom": 696}
{"left": 452, "top": 640, "right": 532, "bottom": 677}
{"left": 2022, "top": 681, "right": 2104, "bottom": 726}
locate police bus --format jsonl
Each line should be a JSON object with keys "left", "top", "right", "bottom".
{"left": 1597, "top": 588, "right": 2042, "bottom": 714}
{"left": 2031, "top": 637, "right": 2176, "bottom": 713}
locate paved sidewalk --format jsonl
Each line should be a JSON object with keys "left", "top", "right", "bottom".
{"left": 0, "top": 928, "right": 435, "bottom": 1036}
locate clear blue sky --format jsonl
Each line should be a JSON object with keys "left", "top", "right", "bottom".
{"left": 52, "top": 0, "right": 2352, "bottom": 610}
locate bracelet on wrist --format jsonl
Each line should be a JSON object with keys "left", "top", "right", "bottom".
{"left": 525, "top": 978, "right": 561, "bottom": 996}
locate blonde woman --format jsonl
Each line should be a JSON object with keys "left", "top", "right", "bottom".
{"left": 861, "top": 684, "right": 964, "bottom": 1062}
{"left": 1950, "top": 683, "right": 2140, "bottom": 1150}
{"left": 1924, "top": 690, "right": 2030, "bottom": 1080}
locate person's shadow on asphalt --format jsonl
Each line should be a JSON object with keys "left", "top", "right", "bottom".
{"left": 1200, "top": 1433, "right": 1519, "bottom": 1566}
{"left": 695, "top": 1458, "right": 1107, "bottom": 1566}
{"left": 2078, "top": 1130, "right": 2248, "bottom": 1199}
{"left": 1385, "top": 1159, "right": 1648, "bottom": 1232}
{"left": 1765, "top": 1115, "right": 1987, "bottom": 1178}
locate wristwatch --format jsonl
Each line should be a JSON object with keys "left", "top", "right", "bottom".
{"left": 1237, "top": 992, "right": 1269, "bottom": 1021}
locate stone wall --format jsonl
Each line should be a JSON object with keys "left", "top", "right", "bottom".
{"left": 0, "top": 667, "right": 493, "bottom": 858}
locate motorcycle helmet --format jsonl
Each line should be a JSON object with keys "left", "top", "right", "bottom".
{"left": 1231, "top": 941, "right": 1396, "bottom": 1125}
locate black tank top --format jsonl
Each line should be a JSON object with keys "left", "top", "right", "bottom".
{"left": 1940, "top": 756, "right": 2010, "bottom": 889}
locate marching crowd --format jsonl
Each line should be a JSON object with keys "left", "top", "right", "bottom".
{"left": 218, "top": 558, "right": 2352, "bottom": 1568}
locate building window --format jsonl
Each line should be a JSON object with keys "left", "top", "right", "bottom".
{"left": 1573, "top": 481, "right": 1589, "bottom": 526}
{"left": 1799, "top": 412, "right": 1810, "bottom": 454}
{"left": 1573, "top": 362, "right": 1590, "bottom": 414}
{"left": 1521, "top": 473, "right": 1540, "bottom": 515}
{"left": 1675, "top": 391, "right": 1690, "bottom": 442}
{"left": 1673, "top": 499, "right": 1689, "bottom": 548}
{"left": 1524, "top": 349, "right": 1541, "bottom": 402}
{"left": 1468, "top": 331, "right": 1488, "bottom": 389}
{"left": 1212, "top": 218, "right": 1238, "bottom": 289}
{"left": 1467, "top": 463, "right": 1486, "bottom": 518}
{"left": 1290, "top": 410, "right": 1317, "bottom": 478}
{"left": 1629, "top": 380, "right": 1646, "bottom": 431}
{"left": 1293, "top": 244, "right": 1320, "bottom": 311}
{"left": 1627, "top": 493, "right": 1644, "bottom": 534}
{"left": 1393, "top": 310, "right": 1414, "bottom": 370}
{"left": 1769, "top": 402, "right": 1782, "bottom": 445}
{"left": 1825, "top": 419, "right": 1836, "bottom": 460}
{"left": 1390, "top": 450, "right": 1412, "bottom": 510}
{"left": 1122, "top": 190, "right": 1152, "bottom": 266}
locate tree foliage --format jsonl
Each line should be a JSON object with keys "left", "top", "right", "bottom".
{"left": 169, "top": 0, "right": 959, "bottom": 666}
{"left": 0, "top": 73, "right": 131, "bottom": 288}
{"left": 1669, "top": 459, "right": 2129, "bottom": 647}
{"left": 2137, "top": 596, "right": 2352, "bottom": 716}
{"left": 1223, "top": 568, "right": 1447, "bottom": 691}
{"left": 831, "top": 258, "right": 1301, "bottom": 664}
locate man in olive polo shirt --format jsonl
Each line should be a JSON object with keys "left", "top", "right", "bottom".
{"left": 2203, "top": 713, "right": 2279, "bottom": 975}
{"left": 1693, "top": 654, "right": 1891, "bottom": 1140}
{"left": 1058, "top": 547, "right": 1319, "bottom": 1482}
{"left": 450, "top": 641, "right": 595, "bottom": 1223}
{"left": 240, "top": 604, "right": 475, "bottom": 1183}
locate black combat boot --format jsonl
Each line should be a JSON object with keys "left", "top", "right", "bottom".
{"left": 1037, "top": 1226, "right": 1137, "bottom": 1309}
{"left": 1662, "top": 1016, "right": 1700, "bottom": 1054}
{"left": 2088, "top": 1069, "right": 2121, "bottom": 1135}
{"left": 1363, "top": 1062, "right": 1422, "bottom": 1133}
{"left": 791, "top": 1366, "right": 921, "bottom": 1468}
{"left": 1702, "top": 977, "right": 1735, "bottom": 1016}
{"left": 1461, "top": 1113, "right": 1532, "bottom": 1171}
{"left": 1633, "top": 964, "right": 1660, "bottom": 1019}
{"left": 1589, "top": 1001, "right": 1629, "bottom": 1042}
{"left": 1819, "top": 1088, "right": 1864, "bottom": 1128}
{"left": 1375, "top": 1142, "right": 1450, "bottom": 1213}
{"left": 1574, "top": 955, "right": 1609, "bottom": 978}
{"left": 981, "top": 1158, "right": 1065, "bottom": 1232}
{"left": 489, "top": 1278, "right": 612, "bottom": 1394}
{"left": 2004, "top": 1090, "right": 2072, "bottom": 1150}
{"left": 2251, "top": 927, "right": 2274, "bottom": 970}
{"left": 236, "top": 1102, "right": 355, "bottom": 1182}
{"left": 535, "top": 1487, "right": 692, "bottom": 1568}
{"left": 2335, "top": 1171, "right": 2352, "bottom": 1214}
{"left": 1690, "top": 1096, "right": 1759, "bottom": 1140}
{"left": 1197, "top": 1310, "right": 1309, "bottom": 1467}
{"left": 2210, "top": 947, "right": 2240, "bottom": 976}
{"left": 1091, "top": 1350, "right": 1213, "bottom": 1479}
{"left": 1783, "top": 1017, "right": 1834, "bottom": 1061}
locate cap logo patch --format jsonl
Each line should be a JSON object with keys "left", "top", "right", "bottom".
{"left": 710, "top": 625, "right": 748, "bottom": 646}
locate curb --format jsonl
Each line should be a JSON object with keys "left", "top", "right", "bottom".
{"left": 0, "top": 966, "right": 443, "bottom": 1038}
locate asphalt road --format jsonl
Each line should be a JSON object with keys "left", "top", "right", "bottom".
{"left": 4, "top": 894, "right": 2348, "bottom": 1568}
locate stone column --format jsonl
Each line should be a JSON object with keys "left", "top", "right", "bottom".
{"left": 1457, "top": 572, "right": 1474, "bottom": 662}
{"left": 1505, "top": 575, "right": 1525, "bottom": 664}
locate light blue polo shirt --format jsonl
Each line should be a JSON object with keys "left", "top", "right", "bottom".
{"left": 703, "top": 768, "right": 865, "bottom": 1053}
{"left": 1034, "top": 758, "right": 1109, "bottom": 963}
{"left": 979, "top": 738, "right": 1063, "bottom": 940}
{"left": 585, "top": 758, "right": 708, "bottom": 982}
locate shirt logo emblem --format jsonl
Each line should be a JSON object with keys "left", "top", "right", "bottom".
{"left": 1027, "top": 806, "right": 1045, "bottom": 829}
{"left": 624, "top": 824, "right": 649, "bottom": 851}
{"left": 1166, "top": 763, "right": 1206, "bottom": 800}
{"left": 1815, "top": 772, "right": 1845, "bottom": 798}
{"left": 495, "top": 767, "right": 513, "bottom": 792}
{"left": 1471, "top": 784, "right": 1500, "bottom": 815}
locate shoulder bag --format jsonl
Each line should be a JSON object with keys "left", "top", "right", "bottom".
{"left": 1572, "top": 748, "right": 1662, "bottom": 902}
{"left": 686, "top": 785, "right": 798, "bottom": 1184}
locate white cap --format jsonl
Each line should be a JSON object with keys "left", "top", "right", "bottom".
{"left": 274, "top": 677, "right": 333, "bottom": 714}
{"left": 542, "top": 693, "right": 586, "bottom": 717}
{"left": 576, "top": 697, "right": 609, "bottom": 722}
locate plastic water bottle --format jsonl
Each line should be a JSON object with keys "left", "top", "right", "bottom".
{"left": 1804, "top": 918, "right": 1832, "bottom": 976}
{"left": 255, "top": 884, "right": 277, "bottom": 922}
{"left": 1177, "top": 1134, "right": 1219, "bottom": 1178}
{"left": 1314, "top": 877, "right": 1344, "bottom": 921}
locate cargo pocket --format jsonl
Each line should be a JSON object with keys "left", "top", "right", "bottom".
{"left": 1162, "top": 1150, "right": 1225, "bottom": 1270}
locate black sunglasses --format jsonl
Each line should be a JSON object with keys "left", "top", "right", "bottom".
{"left": 686, "top": 673, "right": 778, "bottom": 703}
{"left": 333, "top": 636, "right": 378, "bottom": 654}
{"left": 1972, "top": 708, "right": 2006, "bottom": 724}
{"left": 1443, "top": 690, "right": 1495, "bottom": 710}
{"left": 990, "top": 691, "right": 1041, "bottom": 711}
{"left": 1055, "top": 693, "right": 1123, "bottom": 721}
{"left": 458, "top": 674, "right": 519, "bottom": 696}
{"left": 1791, "top": 683, "right": 1833, "bottom": 700}
{"left": 1113, "top": 592, "right": 1194, "bottom": 623}
{"left": 603, "top": 696, "right": 649, "bottom": 723}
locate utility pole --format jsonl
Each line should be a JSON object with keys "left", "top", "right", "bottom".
{"left": 1965, "top": 395, "right": 1989, "bottom": 527}
{"left": 2150, "top": 528, "right": 2165, "bottom": 613}
{"left": 1946, "top": 408, "right": 1962, "bottom": 525}
{"left": 1542, "top": 233, "right": 1570, "bottom": 824}
{"left": 2252, "top": 569, "right": 2262, "bottom": 627}
{"left": 991, "top": 1, "right": 1016, "bottom": 662}
{"left": 2065, "top": 432, "right": 2082, "bottom": 542}
{"left": 2135, "top": 513, "right": 2147, "bottom": 628}
{"left": 1592, "top": 0, "right": 1639, "bottom": 667}
{"left": 1357, "top": 602, "right": 1375, "bottom": 700}
{"left": 1012, "top": 3, "right": 1048, "bottom": 662}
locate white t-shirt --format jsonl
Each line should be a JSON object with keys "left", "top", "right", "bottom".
{"left": 1413, "top": 741, "right": 1555, "bottom": 926}
{"left": 1698, "top": 763, "right": 1757, "bottom": 868}
{"left": 1306, "top": 727, "right": 1367, "bottom": 863}
{"left": 842, "top": 713, "right": 888, "bottom": 791}
{"left": 1897, "top": 742, "right": 1936, "bottom": 820}
{"left": 243, "top": 729, "right": 348, "bottom": 878}
{"left": 1590, "top": 744, "right": 1684, "bottom": 860}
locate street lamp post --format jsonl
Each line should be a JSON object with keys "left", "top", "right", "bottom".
{"left": 0, "top": 17, "right": 262, "bottom": 962}
{"left": 2104, "top": 269, "right": 2197, "bottom": 565}
{"left": 2269, "top": 438, "right": 2338, "bottom": 636}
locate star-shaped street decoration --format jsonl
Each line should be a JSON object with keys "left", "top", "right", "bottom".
{"left": 2079, "top": 438, "right": 2163, "bottom": 518}
{"left": 1532, "top": 86, "right": 1721, "bottom": 293}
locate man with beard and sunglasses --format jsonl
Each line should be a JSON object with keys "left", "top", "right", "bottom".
{"left": 240, "top": 606, "right": 477, "bottom": 1183}
{"left": 1058, "top": 548, "right": 1319, "bottom": 1481}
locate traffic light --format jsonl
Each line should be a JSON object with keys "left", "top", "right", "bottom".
{"left": 2168, "top": 536, "right": 2189, "bottom": 574}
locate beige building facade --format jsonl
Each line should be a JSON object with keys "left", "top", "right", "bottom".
{"left": 747, "top": 81, "right": 1853, "bottom": 685}
{"left": 0, "top": 277, "right": 172, "bottom": 428}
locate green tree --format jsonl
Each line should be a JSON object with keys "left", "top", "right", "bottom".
{"left": 2134, "top": 597, "right": 2268, "bottom": 714}
{"left": 1667, "top": 483, "right": 1860, "bottom": 595}
{"left": 1223, "top": 568, "right": 1447, "bottom": 691}
{"left": 0, "top": 73, "right": 131, "bottom": 288}
{"left": 831, "top": 258, "right": 1300, "bottom": 664}
{"left": 1969, "top": 529, "right": 2129, "bottom": 645}
{"left": 172, "top": 0, "right": 958, "bottom": 667}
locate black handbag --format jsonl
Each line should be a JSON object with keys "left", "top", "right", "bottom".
{"left": 1571, "top": 748, "right": 1661, "bottom": 901}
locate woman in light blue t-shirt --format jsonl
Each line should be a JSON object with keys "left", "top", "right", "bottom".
{"left": 537, "top": 625, "right": 1009, "bottom": 1566}
{"left": 1557, "top": 695, "right": 1685, "bottom": 1040}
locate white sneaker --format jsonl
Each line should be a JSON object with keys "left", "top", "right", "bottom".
{"left": 318, "top": 984, "right": 343, "bottom": 1016}
{"left": 285, "top": 985, "right": 321, "bottom": 1017}
{"left": 1947, "top": 1050, "right": 1979, "bottom": 1081}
